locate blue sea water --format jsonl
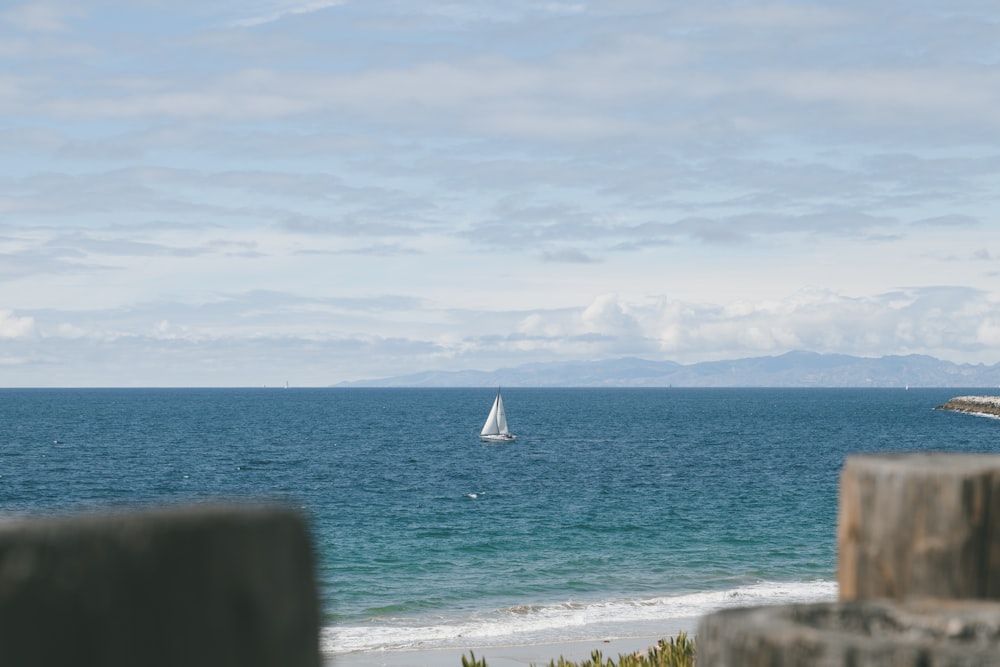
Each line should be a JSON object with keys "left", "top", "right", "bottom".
{"left": 1, "top": 387, "right": 998, "bottom": 657}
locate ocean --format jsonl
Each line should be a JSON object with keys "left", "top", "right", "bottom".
{"left": 1, "top": 387, "right": 998, "bottom": 659}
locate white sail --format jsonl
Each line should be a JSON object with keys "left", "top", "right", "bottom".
{"left": 481, "top": 394, "right": 501, "bottom": 435}
{"left": 494, "top": 394, "right": 509, "bottom": 434}
{"left": 480, "top": 389, "right": 515, "bottom": 440}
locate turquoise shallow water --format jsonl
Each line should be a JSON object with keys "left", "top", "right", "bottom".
{"left": 1, "top": 387, "right": 997, "bottom": 654}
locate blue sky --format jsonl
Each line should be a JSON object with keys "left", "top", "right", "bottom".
{"left": 2, "top": 1, "right": 999, "bottom": 386}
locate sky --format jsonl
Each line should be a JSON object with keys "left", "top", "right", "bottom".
{"left": 2, "top": 1, "right": 1000, "bottom": 387}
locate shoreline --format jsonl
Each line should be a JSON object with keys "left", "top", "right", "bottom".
{"left": 324, "top": 580, "right": 838, "bottom": 665}
{"left": 326, "top": 618, "right": 699, "bottom": 667}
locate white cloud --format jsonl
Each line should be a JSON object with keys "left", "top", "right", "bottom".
{"left": 754, "top": 67, "right": 1000, "bottom": 128}
{"left": 1, "top": 3, "right": 79, "bottom": 32}
{"left": 639, "top": 288, "right": 1000, "bottom": 363}
{"left": 234, "top": 1, "right": 344, "bottom": 28}
{"left": 581, "top": 294, "right": 640, "bottom": 337}
{"left": 0, "top": 283, "right": 998, "bottom": 386}
{"left": 0, "top": 310, "right": 36, "bottom": 338}
{"left": 54, "top": 323, "right": 86, "bottom": 338}
{"left": 977, "top": 319, "right": 1000, "bottom": 347}
{"left": 2, "top": 1, "right": 1000, "bottom": 384}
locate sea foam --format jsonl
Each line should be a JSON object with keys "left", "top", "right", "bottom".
{"left": 324, "top": 579, "right": 837, "bottom": 654}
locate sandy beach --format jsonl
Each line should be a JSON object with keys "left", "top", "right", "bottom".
{"left": 326, "top": 617, "right": 699, "bottom": 667}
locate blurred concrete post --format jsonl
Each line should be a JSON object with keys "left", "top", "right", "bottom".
{"left": 0, "top": 504, "right": 320, "bottom": 667}
{"left": 698, "top": 598, "right": 1000, "bottom": 666}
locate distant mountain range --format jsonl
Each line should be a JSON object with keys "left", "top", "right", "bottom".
{"left": 335, "top": 351, "right": 1000, "bottom": 388}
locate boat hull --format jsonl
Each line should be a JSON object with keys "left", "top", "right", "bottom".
{"left": 480, "top": 434, "right": 516, "bottom": 442}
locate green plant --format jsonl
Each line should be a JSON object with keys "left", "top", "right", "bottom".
{"left": 462, "top": 650, "right": 488, "bottom": 667}
{"left": 461, "top": 633, "right": 695, "bottom": 667}
{"left": 643, "top": 633, "right": 696, "bottom": 667}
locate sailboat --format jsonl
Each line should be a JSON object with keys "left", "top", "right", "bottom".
{"left": 480, "top": 388, "right": 516, "bottom": 441}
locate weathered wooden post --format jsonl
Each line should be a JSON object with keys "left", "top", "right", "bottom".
{"left": 698, "top": 452, "right": 1000, "bottom": 666}
{"left": 838, "top": 452, "right": 1000, "bottom": 601}
{"left": 0, "top": 504, "right": 320, "bottom": 667}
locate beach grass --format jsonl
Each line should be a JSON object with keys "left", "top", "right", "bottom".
{"left": 461, "top": 633, "right": 695, "bottom": 667}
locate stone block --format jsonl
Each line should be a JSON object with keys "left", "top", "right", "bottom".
{"left": 698, "top": 599, "right": 1000, "bottom": 667}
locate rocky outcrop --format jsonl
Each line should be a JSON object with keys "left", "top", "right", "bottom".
{"left": 935, "top": 395, "right": 1000, "bottom": 417}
